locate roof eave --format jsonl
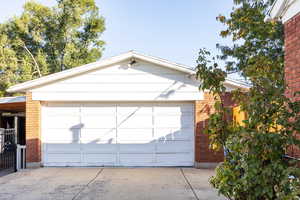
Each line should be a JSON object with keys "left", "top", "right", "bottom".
{"left": 224, "top": 78, "right": 251, "bottom": 91}
{"left": 7, "top": 51, "right": 249, "bottom": 93}
{"left": 7, "top": 51, "right": 196, "bottom": 93}
{"left": 0, "top": 96, "right": 26, "bottom": 104}
{"left": 265, "top": 0, "right": 284, "bottom": 21}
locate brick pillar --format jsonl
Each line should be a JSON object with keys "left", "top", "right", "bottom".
{"left": 284, "top": 13, "right": 300, "bottom": 158}
{"left": 194, "top": 92, "right": 234, "bottom": 168}
{"left": 26, "top": 92, "right": 41, "bottom": 166}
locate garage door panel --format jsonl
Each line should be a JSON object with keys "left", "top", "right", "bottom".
{"left": 45, "top": 143, "right": 81, "bottom": 153}
{"left": 43, "top": 128, "right": 80, "bottom": 142}
{"left": 156, "top": 153, "right": 193, "bottom": 166}
{"left": 81, "top": 115, "right": 116, "bottom": 128}
{"left": 81, "top": 104, "right": 116, "bottom": 115}
{"left": 45, "top": 153, "right": 81, "bottom": 163}
{"left": 119, "top": 153, "right": 154, "bottom": 165}
{"left": 44, "top": 103, "right": 81, "bottom": 116}
{"left": 44, "top": 116, "right": 80, "bottom": 129}
{"left": 155, "top": 128, "right": 193, "bottom": 141}
{"left": 81, "top": 144, "right": 117, "bottom": 153}
{"left": 117, "top": 106, "right": 152, "bottom": 116}
{"left": 154, "top": 104, "right": 193, "bottom": 115}
{"left": 117, "top": 128, "right": 153, "bottom": 142}
{"left": 82, "top": 153, "right": 117, "bottom": 165}
{"left": 156, "top": 141, "right": 193, "bottom": 153}
{"left": 154, "top": 115, "right": 193, "bottom": 128}
{"left": 118, "top": 115, "right": 152, "bottom": 128}
{"left": 42, "top": 102, "right": 194, "bottom": 167}
{"left": 80, "top": 129, "right": 116, "bottom": 143}
{"left": 119, "top": 143, "right": 155, "bottom": 153}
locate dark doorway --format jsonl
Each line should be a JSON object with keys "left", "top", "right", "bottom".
{"left": 17, "top": 117, "right": 26, "bottom": 145}
{"left": 1, "top": 116, "right": 15, "bottom": 129}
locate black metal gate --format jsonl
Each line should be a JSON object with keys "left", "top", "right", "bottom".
{"left": 0, "top": 129, "right": 16, "bottom": 176}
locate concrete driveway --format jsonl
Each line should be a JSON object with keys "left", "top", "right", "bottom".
{"left": 0, "top": 168, "right": 225, "bottom": 200}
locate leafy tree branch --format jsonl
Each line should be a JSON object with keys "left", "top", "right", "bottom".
{"left": 196, "top": 0, "right": 300, "bottom": 199}
{"left": 0, "top": 0, "right": 105, "bottom": 96}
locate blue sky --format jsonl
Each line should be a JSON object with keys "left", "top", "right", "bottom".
{"left": 0, "top": 0, "right": 234, "bottom": 68}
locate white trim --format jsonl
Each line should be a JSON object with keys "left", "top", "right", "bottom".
{"left": 224, "top": 78, "right": 250, "bottom": 90}
{"left": 0, "top": 96, "right": 26, "bottom": 104}
{"left": 267, "top": 0, "right": 300, "bottom": 23}
{"left": 7, "top": 51, "right": 249, "bottom": 93}
{"left": 267, "top": 0, "right": 286, "bottom": 20}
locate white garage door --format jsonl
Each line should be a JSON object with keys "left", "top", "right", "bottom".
{"left": 41, "top": 102, "right": 194, "bottom": 167}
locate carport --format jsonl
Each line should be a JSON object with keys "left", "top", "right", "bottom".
{"left": 0, "top": 96, "right": 26, "bottom": 175}
{"left": 0, "top": 96, "right": 26, "bottom": 145}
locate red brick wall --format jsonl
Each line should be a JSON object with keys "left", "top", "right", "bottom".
{"left": 284, "top": 13, "right": 300, "bottom": 158}
{"left": 26, "top": 92, "right": 41, "bottom": 164}
{"left": 194, "top": 92, "right": 235, "bottom": 164}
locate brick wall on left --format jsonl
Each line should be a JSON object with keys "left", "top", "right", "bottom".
{"left": 26, "top": 92, "right": 41, "bottom": 164}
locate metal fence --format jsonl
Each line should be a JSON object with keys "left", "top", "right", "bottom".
{"left": 0, "top": 129, "right": 16, "bottom": 175}
{"left": 16, "top": 145, "right": 26, "bottom": 170}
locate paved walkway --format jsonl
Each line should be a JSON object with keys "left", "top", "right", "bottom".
{"left": 0, "top": 168, "right": 225, "bottom": 200}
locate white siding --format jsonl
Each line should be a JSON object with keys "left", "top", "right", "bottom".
{"left": 281, "top": 0, "right": 300, "bottom": 22}
{"left": 269, "top": 0, "right": 300, "bottom": 23}
{"left": 31, "top": 61, "right": 203, "bottom": 101}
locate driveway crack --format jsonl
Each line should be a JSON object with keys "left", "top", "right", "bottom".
{"left": 72, "top": 168, "right": 104, "bottom": 200}
{"left": 180, "top": 168, "right": 199, "bottom": 200}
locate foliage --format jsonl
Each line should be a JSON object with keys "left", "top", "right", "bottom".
{"left": 0, "top": 0, "right": 105, "bottom": 96}
{"left": 196, "top": 0, "right": 300, "bottom": 199}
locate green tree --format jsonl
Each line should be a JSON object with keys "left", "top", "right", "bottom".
{"left": 196, "top": 0, "right": 300, "bottom": 199}
{"left": 0, "top": 0, "right": 105, "bottom": 96}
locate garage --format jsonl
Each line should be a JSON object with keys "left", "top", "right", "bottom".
{"left": 42, "top": 102, "right": 194, "bottom": 167}
{"left": 7, "top": 51, "right": 247, "bottom": 167}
